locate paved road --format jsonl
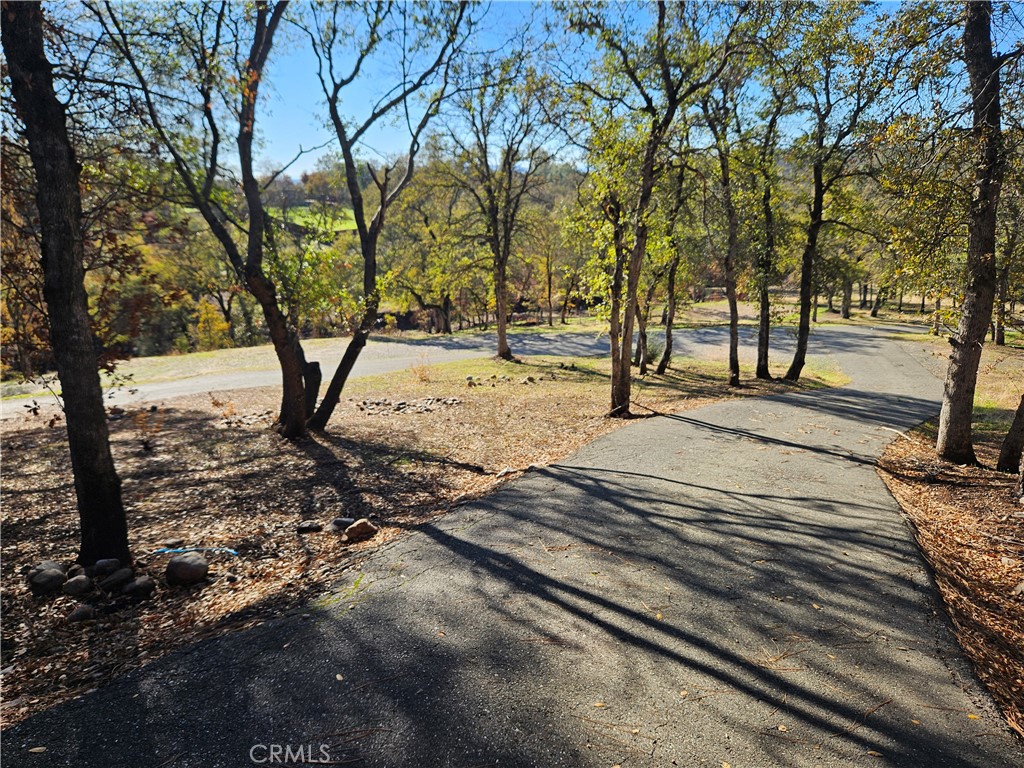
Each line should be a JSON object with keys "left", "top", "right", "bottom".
{"left": 0, "top": 322, "right": 854, "bottom": 411}
{"left": 4, "top": 324, "right": 1020, "bottom": 767}
{"left": 0, "top": 330, "right": 612, "bottom": 414}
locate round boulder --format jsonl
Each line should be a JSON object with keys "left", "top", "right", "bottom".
{"left": 98, "top": 567, "right": 134, "bottom": 593}
{"left": 93, "top": 558, "right": 121, "bottom": 576}
{"left": 62, "top": 575, "right": 94, "bottom": 597}
{"left": 341, "top": 518, "right": 379, "bottom": 544}
{"left": 166, "top": 552, "right": 208, "bottom": 586}
{"left": 122, "top": 575, "right": 156, "bottom": 599}
{"left": 28, "top": 568, "right": 66, "bottom": 596}
{"left": 66, "top": 604, "right": 96, "bottom": 623}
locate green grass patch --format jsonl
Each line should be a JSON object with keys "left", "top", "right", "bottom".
{"left": 266, "top": 204, "right": 357, "bottom": 232}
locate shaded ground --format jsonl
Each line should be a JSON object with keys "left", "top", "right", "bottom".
{"left": 1, "top": 353, "right": 819, "bottom": 727}
{"left": 2, "top": 324, "right": 1020, "bottom": 767}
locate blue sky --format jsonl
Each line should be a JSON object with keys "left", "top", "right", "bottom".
{"left": 256, "top": 2, "right": 538, "bottom": 177}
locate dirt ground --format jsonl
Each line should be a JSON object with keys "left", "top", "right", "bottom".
{"left": 0, "top": 354, "right": 816, "bottom": 727}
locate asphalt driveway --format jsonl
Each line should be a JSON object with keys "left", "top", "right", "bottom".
{"left": 3, "top": 324, "right": 1020, "bottom": 767}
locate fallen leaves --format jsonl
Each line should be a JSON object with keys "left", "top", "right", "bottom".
{"left": 878, "top": 427, "right": 1024, "bottom": 737}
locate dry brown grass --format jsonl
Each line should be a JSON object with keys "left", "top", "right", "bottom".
{"left": 0, "top": 354, "right": 827, "bottom": 727}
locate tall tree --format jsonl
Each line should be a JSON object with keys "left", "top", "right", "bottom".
{"left": 700, "top": 74, "right": 747, "bottom": 387}
{"left": 784, "top": 2, "right": 897, "bottom": 381}
{"left": 564, "top": 1, "right": 745, "bottom": 415}
{"left": 94, "top": 0, "right": 317, "bottom": 438}
{"left": 437, "top": 47, "right": 554, "bottom": 361}
{"left": 936, "top": 0, "right": 1011, "bottom": 463}
{"left": 302, "top": 0, "right": 470, "bottom": 429}
{"left": 3, "top": 1, "right": 130, "bottom": 565}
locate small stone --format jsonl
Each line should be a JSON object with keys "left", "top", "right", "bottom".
{"left": 163, "top": 538, "right": 185, "bottom": 549}
{"left": 93, "top": 558, "right": 120, "bottom": 576}
{"left": 122, "top": 575, "right": 156, "bottom": 599}
{"left": 1011, "top": 581, "right": 1024, "bottom": 596}
{"left": 28, "top": 568, "right": 66, "bottom": 596}
{"left": 465, "top": 375, "right": 474, "bottom": 381}
{"left": 330, "top": 517, "right": 356, "bottom": 533}
{"left": 67, "top": 564, "right": 85, "bottom": 579}
{"left": 98, "top": 567, "right": 133, "bottom": 592}
{"left": 296, "top": 520, "right": 323, "bottom": 534}
{"left": 166, "top": 552, "right": 209, "bottom": 586}
{"left": 33, "top": 560, "right": 67, "bottom": 575}
{"left": 526, "top": 375, "right": 536, "bottom": 383}
{"left": 341, "top": 518, "right": 379, "bottom": 543}
{"left": 66, "top": 605, "right": 96, "bottom": 623}
{"left": 62, "top": 575, "right": 93, "bottom": 597}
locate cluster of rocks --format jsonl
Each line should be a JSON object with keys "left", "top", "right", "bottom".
{"left": 466, "top": 374, "right": 513, "bottom": 388}
{"left": 27, "top": 559, "right": 156, "bottom": 623}
{"left": 296, "top": 516, "right": 379, "bottom": 544}
{"left": 356, "top": 397, "right": 460, "bottom": 415}
{"left": 26, "top": 549, "right": 211, "bottom": 624}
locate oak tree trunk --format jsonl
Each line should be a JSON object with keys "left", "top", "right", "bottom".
{"left": 722, "top": 175, "right": 740, "bottom": 387}
{"left": 937, "top": 0, "right": 1004, "bottom": 464}
{"left": 3, "top": 1, "right": 130, "bottom": 565}
{"left": 755, "top": 174, "right": 776, "bottom": 380}
{"left": 657, "top": 256, "right": 679, "bottom": 376}
{"left": 785, "top": 163, "right": 824, "bottom": 381}
{"left": 494, "top": 259, "right": 513, "bottom": 360}
{"left": 997, "top": 394, "right": 1024, "bottom": 473}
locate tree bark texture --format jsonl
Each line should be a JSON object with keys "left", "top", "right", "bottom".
{"left": 785, "top": 161, "right": 825, "bottom": 381}
{"left": 997, "top": 394, "right": 1024, "bottom": 473}
{"left": 936, "top": 0, "right": 1003, "bottom": 464}
{"left": 3, "top": 1, "right": 131, "bottom": 565}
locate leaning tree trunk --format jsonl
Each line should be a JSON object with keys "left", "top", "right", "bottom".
{"left": 995, "top": 262, "right": 1010, "bottom": 345}
{"left": 785, "top": 163, "right": 825, "bottom": 381}
{"left": 936, "top": 0, "right": 1004, "bottom": 464}
{"left": 607, "top": 212, "right": 630, "bottom": 415}
{"left": 870, "top": 287, "right": 886, "bottom": 318}
{"left": 307, "top": 296, "right": 377, "bottom": 430}
{"left": 634, "top": 304, "right": 649, "bottom": 375}
{"left": 997, "top": 394, "right": 1024, "bottom": 473}
{"left": 3, "top": 1, "right": 130, "bottom": 565}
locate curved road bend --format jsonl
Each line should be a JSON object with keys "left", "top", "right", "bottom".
{"left": 3, "top": 324, "right": 1021, "bottom": 767}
